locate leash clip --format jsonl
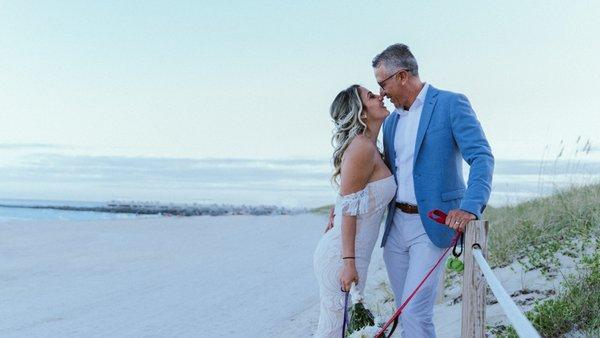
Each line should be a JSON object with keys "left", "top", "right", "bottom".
{"left": 452, "top": 233, "right": 463, "bottom": 258}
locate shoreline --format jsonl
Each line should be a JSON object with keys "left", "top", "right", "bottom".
{"left": 0, "top": 201, "right": 305, "bottom": 217}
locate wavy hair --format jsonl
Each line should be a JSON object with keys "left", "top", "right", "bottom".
{"left": 330, "top": 84, "right": 367, "bottom": 186}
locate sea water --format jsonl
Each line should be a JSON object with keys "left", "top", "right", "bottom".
{"left": 1, "top": 152, "right": 599, "bottom": 221}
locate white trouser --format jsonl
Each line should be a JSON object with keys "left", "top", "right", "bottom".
{"left": 383, "top": 210, "right": 447, "bottom": 338}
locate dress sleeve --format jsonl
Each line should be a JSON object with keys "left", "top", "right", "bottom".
{"left": 338, "top": 189, "right": 370, "bottom": 216}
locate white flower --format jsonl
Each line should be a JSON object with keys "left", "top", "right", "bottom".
{"left": 347, "top": 325, "right": 379, "bottom": 338}
{"left": 349, "top": 282, "right": 364, "bottom": 304}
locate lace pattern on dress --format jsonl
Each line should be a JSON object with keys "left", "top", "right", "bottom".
{"left": 338, "top": 189, "right": 370, "bottom": 216}
{"left": 314, "top": 176, "right": 396, "bottom": 337}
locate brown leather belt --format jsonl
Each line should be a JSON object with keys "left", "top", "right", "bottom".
{"left": 395, "top": 202, "right": 419, "bottom": 214}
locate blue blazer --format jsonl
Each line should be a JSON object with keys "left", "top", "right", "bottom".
{"left": 381, "top": 85, "right": 494, "bottom": 248}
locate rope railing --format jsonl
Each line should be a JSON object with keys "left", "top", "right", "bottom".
{"left": 462, "top": 219, "right": 542, "bottom": 338}
{"left": 471, "top": 247, "right": 541, "bottom": 338}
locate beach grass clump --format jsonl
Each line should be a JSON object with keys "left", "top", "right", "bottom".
{"left": 311, "top": 204, "right": 334, "bottom": 214}
{"left": 484, "top": 183, "right": 600, "bottom": 269}
{"left": 497, "top": 250, "right": 600, "bottom": 337}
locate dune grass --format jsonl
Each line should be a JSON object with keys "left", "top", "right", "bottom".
{"left": 311, "top": 204, "right": 333, "bottom": 214}
{"left": 497, "top": 250, "right": 600, "bottom": 337}
{"left": 485, "top": 183, "right": 600, "bottom": 337}
{"left": 484, "top": 183, "right": 600, "bottom": 269}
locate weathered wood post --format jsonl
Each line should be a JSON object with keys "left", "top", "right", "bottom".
{"left": 461, "top": 220, "right": 489, "bottom": 338}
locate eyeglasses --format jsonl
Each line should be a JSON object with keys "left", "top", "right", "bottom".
{"left": 377, "top": 68, "right": 409, "bottom": 89}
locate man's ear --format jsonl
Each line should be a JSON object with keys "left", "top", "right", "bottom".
{"left": 399, "top": 72, "right": 407, "bottom": 86}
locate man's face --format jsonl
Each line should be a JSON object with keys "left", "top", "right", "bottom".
{"left": 374, "top": 65, "right": 406, "bottom": 109}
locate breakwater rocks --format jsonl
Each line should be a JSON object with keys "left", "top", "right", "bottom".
{"left": 0, "top": 201, "right": 306, "bottom": 216}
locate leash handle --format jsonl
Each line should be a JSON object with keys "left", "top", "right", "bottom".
{"left": 341, "top": 288, "right": 349, "bottom": 338}
{"left": 428, "top": 209, "right": 464, "bottom": 257}
{"left": 427, "top": 209, "right": 447, "bottom": 224}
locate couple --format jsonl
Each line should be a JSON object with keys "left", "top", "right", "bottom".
{"left": 313, "top": 44, "right": 494, "bottom": 337}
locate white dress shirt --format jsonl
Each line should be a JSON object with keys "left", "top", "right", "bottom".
{"left": 394, "top": 83, "right": 429, "bottom": 204}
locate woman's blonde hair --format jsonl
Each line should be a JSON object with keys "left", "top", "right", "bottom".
{"left": 330, "top": 84, "right": 367, "bottom": 186}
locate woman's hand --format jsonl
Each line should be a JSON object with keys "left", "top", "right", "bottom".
{"left": 340, "top": 260, "right": 359, "bottom": 292}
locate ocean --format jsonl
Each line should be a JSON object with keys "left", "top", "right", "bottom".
{"left": 1, "top": 152, "right": 599, "bottom": 221}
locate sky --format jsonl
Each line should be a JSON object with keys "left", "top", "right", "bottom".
{"left": 1, "top": 1, "right": 599, "bottom": 161}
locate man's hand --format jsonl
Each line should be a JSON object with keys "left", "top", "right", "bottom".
{"left": 445, "top": 209, "right": 476, "bottom": 232}
{"left": 324, "top": 207, "right": 335, "bottom": 233}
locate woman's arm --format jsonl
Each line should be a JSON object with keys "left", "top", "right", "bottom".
{"left": 339, "top": 138, "right": 375, "bottom": 291}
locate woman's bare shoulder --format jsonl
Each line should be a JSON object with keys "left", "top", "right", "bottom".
{"left": 342, "top": 135, "right": 376, "bottom": 165}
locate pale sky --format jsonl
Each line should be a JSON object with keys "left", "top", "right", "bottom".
{"left": 1, "top": 1, "right": 599, "bottom": 161}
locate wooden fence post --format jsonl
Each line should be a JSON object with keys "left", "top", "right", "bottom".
{"left": 461, "top": 220, "right": 489, "bottom": 338}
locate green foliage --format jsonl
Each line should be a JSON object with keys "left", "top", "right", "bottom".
{"left": 497, "top": 251, "right": 600, "bottom": 337}
{"left": 485, "top": 183, "right": 600, "bottom": 269}
{"left": 485, "top": 182, "right": 600, "bottom": 337}
{"left": 311, "top": 204, "right": 334, "bottom": 214}
{"left": 346, "top": 302, "right": 375, "bottom": 335}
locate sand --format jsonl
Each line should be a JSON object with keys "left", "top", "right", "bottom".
{"left": 1, "top": 213, "right": 573, "bottom": 337}
{"left": 1, "top": 214, "right": 324, "bottom": 337}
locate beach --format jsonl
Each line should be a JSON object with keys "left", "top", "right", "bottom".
{"left": 0, "top": 211, "right": 466, "bottom": 337}
{"left": 0, "top": 214, "right": 326, "bottom": 337}
{"left": 3, "top": 1, "right": 600, "bottom": 336}
{"left": 2, "top": 204, "right": 595, "bottom": 337}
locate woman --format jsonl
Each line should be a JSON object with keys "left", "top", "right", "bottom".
{"left": 313, "top": 85, "right": 396, "bottom": 337}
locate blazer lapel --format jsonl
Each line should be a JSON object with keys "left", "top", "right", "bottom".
{"left": 413, "top": 85, "right": 439, "bottom": 167}
{"left": 385, "top": 113, "right": 400, "bottom": 175}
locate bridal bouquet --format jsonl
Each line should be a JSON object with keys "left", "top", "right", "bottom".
{"left": 345, "top": 283, "right": 376, "bottom": 337}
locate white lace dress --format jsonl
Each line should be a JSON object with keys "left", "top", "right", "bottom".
{"left": 313, "top": 175, "right": 396, "bottom": 338}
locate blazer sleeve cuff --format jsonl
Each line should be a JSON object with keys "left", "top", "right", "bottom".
{"left": 459, "top": 201, "right": 482, "bottom": 220}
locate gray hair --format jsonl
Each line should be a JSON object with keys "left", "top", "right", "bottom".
{"left": 372, "top": 43, "right": 419, "bottom": 76}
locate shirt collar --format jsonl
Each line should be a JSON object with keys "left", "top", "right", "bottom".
{"left": 395, "top": 83, "right": 429, "bottom": 116}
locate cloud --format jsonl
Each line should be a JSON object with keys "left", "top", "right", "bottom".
{"left": 0, "top": 143, "right": 60, "bottom": 150}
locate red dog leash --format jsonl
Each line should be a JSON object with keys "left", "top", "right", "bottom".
{"left": 375, "top": 209, "right": 462, "bottom": 338}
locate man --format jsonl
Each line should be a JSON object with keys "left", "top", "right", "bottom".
{"left": 373, "top": 44, "right": 494, "bottom": 337}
